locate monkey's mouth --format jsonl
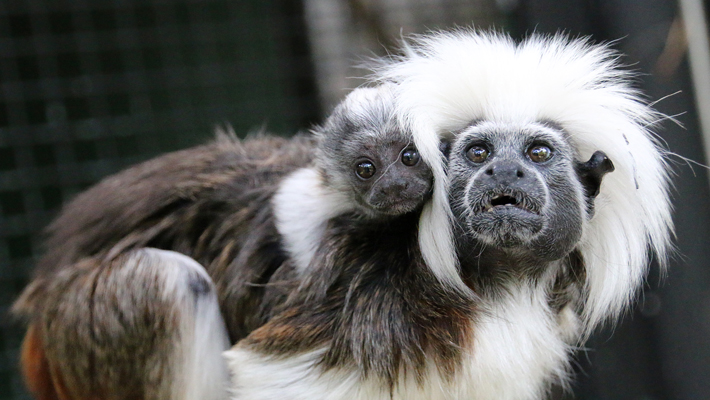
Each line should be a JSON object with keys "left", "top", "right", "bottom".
{"left": 466, "top": 190, "right": 545, "bottom": 247}
{"left": 479, "top": 193, "right": 540, "bottom": 215}
{"left": 368, "top": 196, "right": 424, "bottom": 216}
{"left": 487, "top": 194, "right": 519, "bottom": 210}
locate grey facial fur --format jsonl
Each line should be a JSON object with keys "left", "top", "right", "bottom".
{"left": 315, "top": 85, "right": 433, "bottom": 219}
{"left": 448, "top": 121, "right": 588, "bottom": 262}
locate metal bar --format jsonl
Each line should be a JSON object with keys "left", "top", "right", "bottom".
{"left": 679, "top": 0, "right": 710, "bottom": 185}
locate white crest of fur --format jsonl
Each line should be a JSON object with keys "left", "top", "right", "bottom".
{"left": 407, "top": 116, "right": 467, "bottom": 294}
{"left": 273, "top": 167, "right": 353, "bottom": 273}
{"left": 374, "top": 29, "right": 673, "bottom": 333}
{"left": 324, "top": 83, "right": 398, "bottom": 139}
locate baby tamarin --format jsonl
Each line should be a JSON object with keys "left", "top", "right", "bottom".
{"left": 13, "top": 83, "right": 434, "bottom": 400}
{"left": 273, "top": 83, "right": 432, "bottom": 274}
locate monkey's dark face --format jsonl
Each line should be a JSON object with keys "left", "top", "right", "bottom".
{"left": 317, "top": 85, "right": 433, "bottom": 219}
{"left": 348, "top": 137, "right": 433, "bottom": 217}
{"left": 320, "top": 123, "right": 433, "bottom": 218}
{"left": 448, "top": 121, "right": 612, "bottom": 261}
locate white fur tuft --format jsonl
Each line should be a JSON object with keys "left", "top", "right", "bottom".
{"left": 142, "top": 249, "right": 231, "bottom": 400}
{"left": 273, "top": 168, "right": 353, "bottom": 273}
{"left": 374, "top": 29, "right": 673, "bottom": 334}
{"left": 403, "top": 116, "right": 469, "bottom": 294}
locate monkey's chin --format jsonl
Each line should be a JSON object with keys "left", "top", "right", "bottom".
{"left": 365, "top": 199, "right": 423, "bottom": 217}
{"left": 468, "top": 206, "right": 544, "bottom": 247}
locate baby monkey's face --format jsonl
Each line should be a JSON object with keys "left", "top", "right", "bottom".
{"left": 348, "top": 137, "right": 433, "bottom": 218}
{"left": 317, "top": 84, "right": 433, "bottom": 219}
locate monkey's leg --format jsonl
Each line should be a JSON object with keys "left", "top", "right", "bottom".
{"left": 20, "top": 248, "right": 230, "bottom": 400}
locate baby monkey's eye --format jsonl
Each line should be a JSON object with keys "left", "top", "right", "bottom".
{"left": 527, "top": 145, "right": 553, "bottom": 163}
{"left": 401, "top": 148, "right": 420, "bottom": 166}
{"left": 466, "top": 145, "right": 490, "bottom": 163}
{"left": 355, "top": 161, "right": 376, "bottom": 179}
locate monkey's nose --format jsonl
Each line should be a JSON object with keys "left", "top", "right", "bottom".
{"left": 391, "top": 179, "right": 410, "bottom": 192}
{"left": 483, "top": 161, "right": 526, "bottom": 185}
{"left": 378, "top": 179, "right": 409, "bottom": 197}
{"left": 371, "top": 179, "right": 410, "bottom": 205}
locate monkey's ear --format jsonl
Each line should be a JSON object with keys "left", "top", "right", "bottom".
{"left": 576, "top": 150, "right": 615, "bottom": 216}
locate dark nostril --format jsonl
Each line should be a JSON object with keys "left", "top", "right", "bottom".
{"left": 484, "top": 163, "right": 526, "bottom": 180}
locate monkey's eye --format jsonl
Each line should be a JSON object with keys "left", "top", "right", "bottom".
{"left": 466, "top": 145, "right": 490, "bottom": 163}
{"left": 527, "top": 145, "right": 553, "bottom": 163}
{"left": 355, "top": 161, "right": 376, "bottom": 179}
{"left": 401, "top": 148, "right": 420, "bottom": 166}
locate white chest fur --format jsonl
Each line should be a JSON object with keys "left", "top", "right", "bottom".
{"left": 225, "top": 282, "right": 577, "bottom": 400}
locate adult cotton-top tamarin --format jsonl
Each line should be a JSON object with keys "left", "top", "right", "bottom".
{"left": 225, "top": 30, "right": 672, "bottom": 400}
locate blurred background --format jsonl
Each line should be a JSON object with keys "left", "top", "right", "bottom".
{"left": 0, "top": 0, "right": 708, "bottom": 399}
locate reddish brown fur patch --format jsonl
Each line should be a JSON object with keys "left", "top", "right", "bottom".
{"left": 244, "top": 213, "right": 476, "bottom": 388}
{"left": 21, "top": 324, "right": 61, "bottom": 400}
